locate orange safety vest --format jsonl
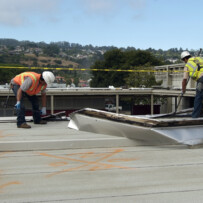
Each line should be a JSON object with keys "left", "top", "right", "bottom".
{"left": 13, "top": 72, "right": 47, "bottom": 96}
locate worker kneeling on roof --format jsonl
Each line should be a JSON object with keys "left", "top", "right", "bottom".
{"left": 181, "top": 51, "right": 203, "bottom": 118}
{"left": 11, "top": 71, "right": 55, "bottom": 128}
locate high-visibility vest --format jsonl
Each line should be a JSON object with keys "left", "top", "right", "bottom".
{"left": 13, "top": 72, "right": 47, "bottom": 96}
{"left": 186, "top": 57, "right": 203, "bottom": 81}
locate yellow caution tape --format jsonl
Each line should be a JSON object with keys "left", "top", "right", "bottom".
{"left": 0, "top": 66, "right": 190, "bottom": 73}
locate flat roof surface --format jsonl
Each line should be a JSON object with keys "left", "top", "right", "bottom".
{"left": 1, "top": 120, "right": 203, "bottom": 202}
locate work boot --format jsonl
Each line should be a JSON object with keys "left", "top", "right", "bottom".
{"left": 17, "top": 123, "right": 31, "bottom": 129}
{"left": 34, "top": 120, "right": 47, "bottom": 124}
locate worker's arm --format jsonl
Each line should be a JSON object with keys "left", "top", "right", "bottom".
{"left": 41, "top": 92, "right": 47, "bottom": 115}
{"left": 182, "top": 66, "right": 189, "bottom": 93}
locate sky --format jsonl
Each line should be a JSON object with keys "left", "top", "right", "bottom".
{"left": 0, "top": 0, "right": 203, "bottom": 50}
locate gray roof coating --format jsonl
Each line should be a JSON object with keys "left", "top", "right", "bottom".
{"left": 1, "top": 119, "right": 203, "bottom": 202}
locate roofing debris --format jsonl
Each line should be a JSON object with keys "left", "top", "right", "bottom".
{"left": 68, "top": 108, "right": 203, "bottom": 147}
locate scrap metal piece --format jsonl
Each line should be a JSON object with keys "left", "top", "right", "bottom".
{"left": 41, "top": 111, "right": 69, "bottom": 121}
{"left": 68, "top": 108, "right": 203, "bottom": 146}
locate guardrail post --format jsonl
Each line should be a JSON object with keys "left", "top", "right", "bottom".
{"left": 51, "top": 95, "right": 54, "bottom": 114}
{"left": 116, "top": 94, "right": 119, "bottom": 114}
{"left": 175, "top": 96, "right": 177, "bottom": 112}
{"left": 151, "top": 94, "right": 154, "bottom": 115}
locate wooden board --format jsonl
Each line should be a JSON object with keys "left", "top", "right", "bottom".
{"left": 72, "top": 108, "right": 203, "bottom": 128}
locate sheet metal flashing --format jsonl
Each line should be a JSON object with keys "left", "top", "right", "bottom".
{"left": 68, "top": 108, "right": 203, "bottom": 146}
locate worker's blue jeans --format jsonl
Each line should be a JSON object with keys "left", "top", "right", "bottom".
{"left": 12, "top": 85, "right": 41, "bottom": 126}
{"left": 192, "top": 86, "right": 203, "bottom": 118}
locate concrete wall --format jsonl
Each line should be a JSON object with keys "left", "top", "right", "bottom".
{"left": 154, "top": 63, "right": 196, "bottom": 89}
{"left": 154, "top": 64, "right": 197, "bottom": 112}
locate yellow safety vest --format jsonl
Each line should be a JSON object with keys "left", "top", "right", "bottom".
{"left": 186, "top": 57, "right": 203, "bottom": 81}
{"left": 13, "top": 72, "right": 46, "bottom": 95}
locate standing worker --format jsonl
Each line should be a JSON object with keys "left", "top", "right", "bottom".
{"left": 11, "top": 71, "right": 55, "bottom": 128}
{"left": 181, "top": 51, "right": 203, "bottom": 118}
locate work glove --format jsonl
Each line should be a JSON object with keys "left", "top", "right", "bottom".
{"left": 41, "top": 107, "right": 46, "bottom": 115}
{"left": 15, "top": 101, "right": 21, "bottom": 109}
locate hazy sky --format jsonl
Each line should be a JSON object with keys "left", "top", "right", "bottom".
{"left": 0, "top": 0, "right": 202, "bottom": 50}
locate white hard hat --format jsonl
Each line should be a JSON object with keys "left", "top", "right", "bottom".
{"left": 42, "top": 71, "right": 55, "bottom": 85}
{"left": 181, "top": 51, "right": 191, "bottom": 60}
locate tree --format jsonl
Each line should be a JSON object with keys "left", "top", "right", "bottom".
{"left": 126, "top": 69, "right": 162, "bottom": 88}
{"left": 43, "top": 44, "right": 60, "bottom": 57}
{"left": 0, "top": 67, "right": 27, "bottom": 84}
{"left": 74, "top": 77, "right": 79, "bottom": 87}
{"left": 90, "top": 49, "right": 127, "bottom": 87}
{"left": 90, "top": 49, "right": 163, "bottom": 88}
